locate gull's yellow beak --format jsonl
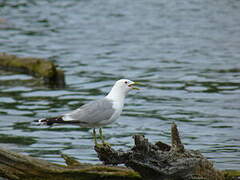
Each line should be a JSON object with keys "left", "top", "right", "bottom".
{"left": 129, "top": 82, "right": 143, "bottom": 90}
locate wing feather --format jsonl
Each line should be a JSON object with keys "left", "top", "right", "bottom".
{"left": 63, "top": 98, "right": 115, "bottom": 127}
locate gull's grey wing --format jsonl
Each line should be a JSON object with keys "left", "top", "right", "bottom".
{"left": 63, "top": 98, "right": 115, "bottom": 127}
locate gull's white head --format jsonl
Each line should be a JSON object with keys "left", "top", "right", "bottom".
{"left": 107, "top": 79, "right": 140, "bottom": 99}
{"left": 114, "top": 79, "right": 140, "bottom": 93}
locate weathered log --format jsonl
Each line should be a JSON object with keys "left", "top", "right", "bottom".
{"left": 0, "top": 147, "right": 141, "bottom": 180}
{"left": 0, "top": 123, "right": 239, "bottom": 180}
{"left": 0, "top": 53, "right": 65, "bottom": 87}
{"left": 95, "top": 123, "right": 227, "bottom": 180}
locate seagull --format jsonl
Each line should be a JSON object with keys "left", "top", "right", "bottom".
{"left": 38, "top": 79, "right": 141, "bottom": 144}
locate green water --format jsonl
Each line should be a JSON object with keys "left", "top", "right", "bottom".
{"left": 0, "top": 0, "right": 240, "bottom": 169}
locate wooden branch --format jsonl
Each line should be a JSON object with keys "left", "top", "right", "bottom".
{"left": 0, "top": 53, "right": 65, "bottom": 87}
{"left": 0, "top": 148, "right": 141, "bottom": 180}
{"left": 95, "top": 123, "right": 226, "bottom": 180}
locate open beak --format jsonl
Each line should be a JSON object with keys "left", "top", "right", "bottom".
{"left": 129, "top": 82, "right": 143, "bottom": 90}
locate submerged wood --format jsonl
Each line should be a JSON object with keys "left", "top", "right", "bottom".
{"left": 95, "top": 123, "right": 226, "bottom": 180}
{"left": 0, "top": 147, "right": 141, "bottom": 180}
{"left": 0, "top": 53, "right": 65, "bottom": 87}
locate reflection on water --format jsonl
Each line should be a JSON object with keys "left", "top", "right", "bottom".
{"left": 1, "top": 0, "right": 240, "bottom": 169}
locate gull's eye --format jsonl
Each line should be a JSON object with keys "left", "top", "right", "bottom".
{"left": 124, "top": 81, "right": 128, "bottom": 84}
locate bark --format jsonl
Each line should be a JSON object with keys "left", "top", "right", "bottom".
{"left": 95, "top": 123, "right": 226, "bottom": 180}
{"left": 0, "top": 148, "right": 141, "bottom": 180}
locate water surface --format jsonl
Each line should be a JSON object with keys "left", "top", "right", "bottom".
{"left": 0, "top": 0, "right": 240, "bottom": 169}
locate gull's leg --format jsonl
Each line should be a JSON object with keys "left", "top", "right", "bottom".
{"left": 93, "top": 128, "right": 97, "bottom": 145}
{"left": 99, "top": 128, "right": 105, "bottom": 144}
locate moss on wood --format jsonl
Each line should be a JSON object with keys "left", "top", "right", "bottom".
{"left": 0, "top": 147, "right": 141, "bottom": 180}
{"left": 223, "top": 170, "right": 240, "bottom": 180}
{"left": 0, "top": 53, "right": 65, "bottom": 87}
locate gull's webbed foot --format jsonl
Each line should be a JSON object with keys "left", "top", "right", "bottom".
{"left": 93, "top": 128, "right": 98, "bottom": 145}
{"left": 93, "top": 128, "right": 111, "bottom": 147}
{"left": 99, "top": 128, "right": 111, "bottom": 146}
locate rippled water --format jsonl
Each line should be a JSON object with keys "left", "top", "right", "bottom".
{"left": 1, "top": 0, "right": 240, "bottom": 170}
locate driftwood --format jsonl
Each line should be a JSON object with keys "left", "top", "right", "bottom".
{"left": 0, "top": 123, "right": 239, "bottom": 180}
{"left": 0, "top": 147, "right": 141, "bottom": 180}
{"left": 0, "top": 53, "right": 65, "bottom": 87}
{"left": 95, "top": 123, "right": 227, "bottom": 180}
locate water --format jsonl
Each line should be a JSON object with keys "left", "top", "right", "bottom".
{"left": 0, "top": 0, "right": 240, "bottom": 170}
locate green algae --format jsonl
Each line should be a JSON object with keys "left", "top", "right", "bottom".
{"left": 0, "top": 53, "right": 65, "bottom": 87}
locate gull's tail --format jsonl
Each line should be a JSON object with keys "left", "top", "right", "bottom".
{"left": 37, "top": 116, "right": 83, "bottom": 126}
{"left": 38, "top": 116, "right": 65, "bottom": 125}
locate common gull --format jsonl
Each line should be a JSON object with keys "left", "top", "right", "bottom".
{"left": 38, "top": 79, "right": 141, "bottom": 144}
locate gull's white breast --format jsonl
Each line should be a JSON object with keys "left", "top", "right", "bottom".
{"left": 106, "top": 97, "right": 124, "bottom": 124}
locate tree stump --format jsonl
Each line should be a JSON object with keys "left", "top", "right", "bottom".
{"left": 95, "top": 123, "right": 225, "bottom": 180}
